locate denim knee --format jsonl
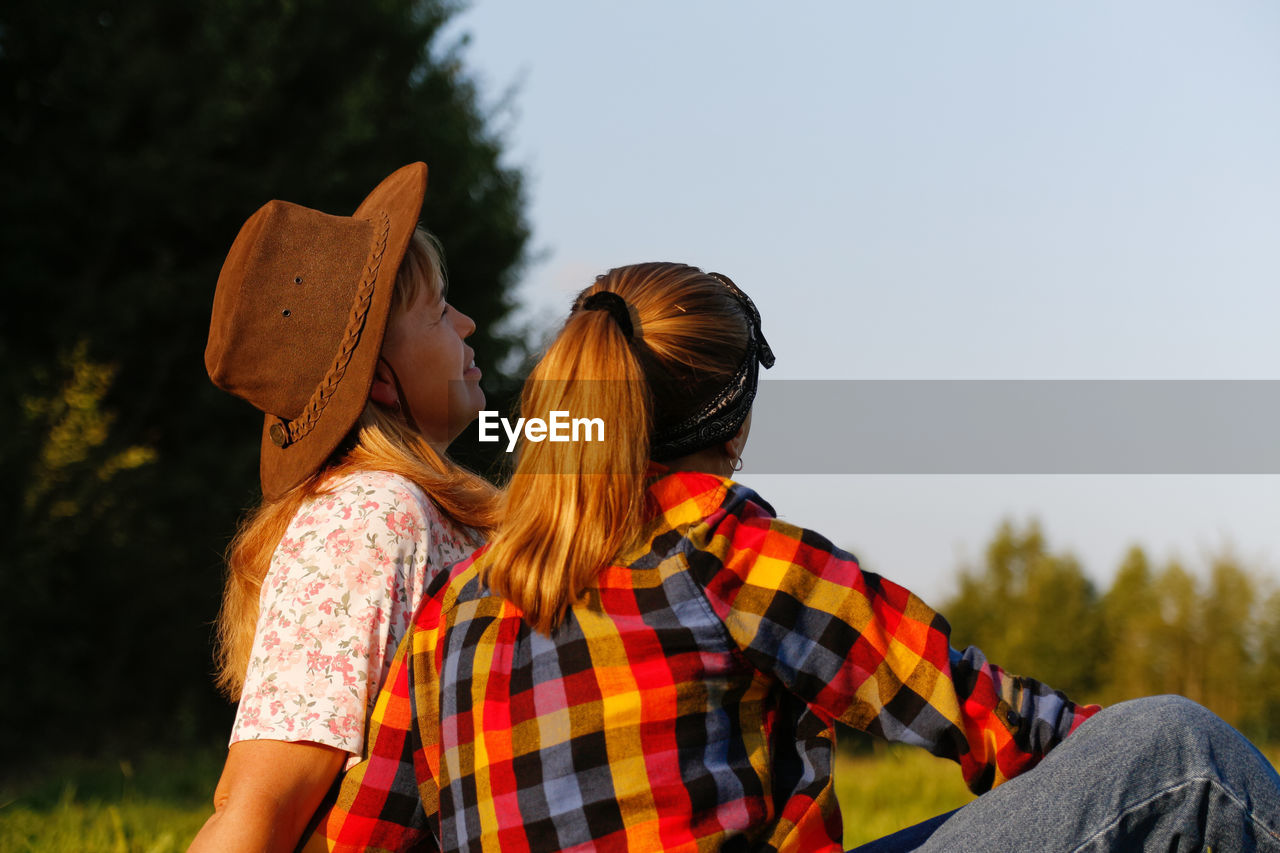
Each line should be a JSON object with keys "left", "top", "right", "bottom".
{"left": 1093, "top": 695, "right": 1278, "bottom": 800}
{"left": 1100, "top": 693, "right": 1214, "bottom": 729}
{"left": 1096, "top": 694, "right": 1226, "bottom": 748}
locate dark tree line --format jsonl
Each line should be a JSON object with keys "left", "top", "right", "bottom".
{"left": 1, "top": 0, "right": 530, "bottom": 756}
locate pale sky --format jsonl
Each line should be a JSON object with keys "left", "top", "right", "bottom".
{"left": 446, "top": 1, "right": 1280, "bottom": 602}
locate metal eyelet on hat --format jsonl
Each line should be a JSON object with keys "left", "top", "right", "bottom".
{"left": 269, "top": 421, "right": 290, "bottom": 448}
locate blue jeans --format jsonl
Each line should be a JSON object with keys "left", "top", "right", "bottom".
{"left": 850, "top": 696, "right": 1280, "bottom": 852}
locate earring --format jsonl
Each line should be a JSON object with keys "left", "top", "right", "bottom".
{"left": 731, "top": 454, "right": 744, "bottom": 473}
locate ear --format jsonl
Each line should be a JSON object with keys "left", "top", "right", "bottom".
{"left": 369, "top": 358, "right": 399, "bottom": 408}
{"left": 723, "top": 410, "right": 753, "bottom": 461}
{"left": 722, "top": 423, "right": 747, "bottom": 462}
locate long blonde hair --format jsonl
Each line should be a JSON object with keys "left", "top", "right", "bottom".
{"left": 214, "top": 229, "right": 500, "bottom": 698}
{"left": 481, "top": 262, "right": 752, "bottom": 632}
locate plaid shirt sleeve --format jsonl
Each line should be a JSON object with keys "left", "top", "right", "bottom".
{"left": 687, "top": 485, "right": 1100, "bottom": 794}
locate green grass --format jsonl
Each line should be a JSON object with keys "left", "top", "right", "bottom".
{"left": 835, "top": 745, "right": 975, "bottom": 847}
{"left": 2, "top": 743, "right": 1277, "bottom": 850}
{"left": 0, "top": 743, "right": 971, "bottom": 851}
{"left": 0, "top": 749, "right": 221, "bottom": 853}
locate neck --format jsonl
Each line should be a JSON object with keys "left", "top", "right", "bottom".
{"left": 660, "top": 446, "right": 733, "bottom": 478}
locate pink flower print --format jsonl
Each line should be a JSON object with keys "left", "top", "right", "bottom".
{"left": 366, "top": 545, "right": 392, "bottom": 573}
{"left": 339, "top": 504, "right": 353, "bottom": 520}
{"left": 306, "top": 650, "right": 333, "bottom": 672}
{"left": 325, "top": 528, "right": 355, "bottom": 561}
{"left": 331, "top": 654, "right": 356, "bottom": 686}
{"left": 362, "top": 500, "right": 380, "bottom": 512}
{"left": 278, "top": 537, "right": 304, "bottom": 561}
{"left": 350, "top": 562, "right": 375, "bottom": 588}
{"left": 326, "top": 711, "right": 362, "bottom": 741}
{"left": 392, "top": 610, "right": 412, "bottom": 636}
{"left": 384, "top": 510, "right": 417, "bottom": 539}
{"left": 318, "top": 597, "right": 337, "bottom": 616}
{"left": 269, "top": 700, "right": 284, "bottom": 716}
{"left": 305, "top": 579, "right": 326, "bottom": 599}
{"left": 261, "top": 631, "right": 281, "bottom": 652}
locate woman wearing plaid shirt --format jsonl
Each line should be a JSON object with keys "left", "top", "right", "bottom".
{"left": 304, "top": 263, "right": 1280, "bottom": 852}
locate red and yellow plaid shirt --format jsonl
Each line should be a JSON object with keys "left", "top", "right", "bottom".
{"left": 304, "top": 470, "right": 1098, "bottom": 852}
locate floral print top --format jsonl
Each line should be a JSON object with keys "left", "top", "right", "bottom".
{"left": 229, "top": 470, "right": 482, "bottom": 769}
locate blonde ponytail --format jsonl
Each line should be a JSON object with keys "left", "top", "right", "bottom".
{"left": 481, "top": 306, "right": 650, "bottom": 632}
{"left": 482, "top": 263, "right": 753, "bottom": 633}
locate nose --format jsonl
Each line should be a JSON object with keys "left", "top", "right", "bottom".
{"left": 453, "top": 306, "right": 477, "bottom": 338}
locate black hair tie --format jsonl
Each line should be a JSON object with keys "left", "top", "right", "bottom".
{"left": 580, "top": 290, "right": 635, "bottom": 340}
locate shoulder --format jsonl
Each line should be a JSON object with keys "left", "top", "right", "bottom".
{"left": 264, "top": 472, "right": 431, "bottom": 580}
{"left": 649, "top": 472, "right": 859, "bottom": 585}
{"left": 646, "top": 470, "right": 781, "bottom": 540}
{"left": 414, "top": 547, "right": 505, "bottom": 631}
{"left": 647, "top": 470, "right": 775, "bottom": 519}
{"left": 317, "top": 470, "right": 428, "bottom": 517}
{"left": 304, "top": 470, "right": 451, "bottom": 539}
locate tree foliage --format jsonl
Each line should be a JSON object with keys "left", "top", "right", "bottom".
{"left": 1, "top": 0, "right": 529, "bottom": 753}
{"left": 943, "top": 520, "right": 1102, "bottom": 698}
{"left": 943, "top": 520, "right": 1280, "bottom": 741}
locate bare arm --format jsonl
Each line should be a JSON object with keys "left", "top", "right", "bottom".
{"left": 188, "top": 740, "right": 347, "bottom": 853}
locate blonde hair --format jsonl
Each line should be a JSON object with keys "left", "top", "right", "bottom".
{"left": 214, "top": 229, "right": 499, "bottom": 699}
{"left": 481, "top": 262, "right": 752, "bottom": 633}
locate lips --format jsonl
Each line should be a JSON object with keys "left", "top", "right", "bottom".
{"left": 464, "top": 350, "right": 481, "bottom": 379}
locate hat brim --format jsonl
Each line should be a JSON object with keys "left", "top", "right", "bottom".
{"left": 257, "top": 162, "right": 428, "bottom": 500}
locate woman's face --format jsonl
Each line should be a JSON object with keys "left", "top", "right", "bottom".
{"left": 377, "top": 284, "right": 485, "bottom": 450}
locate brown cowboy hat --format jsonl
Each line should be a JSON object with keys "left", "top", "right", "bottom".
{"left": 205, "top": 162, "right": 428, "bottom": 500}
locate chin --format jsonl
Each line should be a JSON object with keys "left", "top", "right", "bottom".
{"left": 456, "top": 399, "right": 485, "bottom": 432}
{"left": 468, "top": 388, "right": 486, "bottom": 417}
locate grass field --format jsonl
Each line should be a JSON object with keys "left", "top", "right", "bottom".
{"left": 0, "top": 750, "right": 222, "bottom": 853}
{"left": 0, "top": 743, "right": 1272, "bottom": 850}
{"left": 0, "top": 743, "right": 971, "bottom": 851}
{"left": 835, "top": 746, "right": 974, "bottom": 847}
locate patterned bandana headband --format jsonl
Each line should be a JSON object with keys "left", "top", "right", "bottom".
{"left": 575, "top": 272, "right": 774, "bottom": 461}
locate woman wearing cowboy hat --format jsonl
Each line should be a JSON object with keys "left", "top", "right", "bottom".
{"left": 190, "top": 163, "right": 499, "bottom": 851}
